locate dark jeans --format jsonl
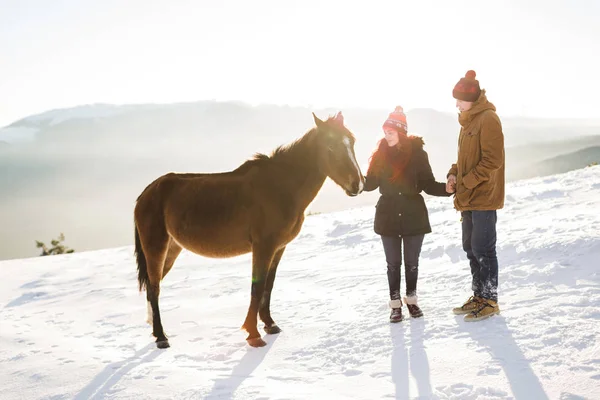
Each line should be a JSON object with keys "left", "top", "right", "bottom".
{"left": 462, "top": 210, "right": 499, "bottom": 301}
{"left": 381, "top": 234, "right": 425, "bottom": 300}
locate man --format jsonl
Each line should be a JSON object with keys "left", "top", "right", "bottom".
{"left": 446, "top": 70, "right": 505, "bottom": 321}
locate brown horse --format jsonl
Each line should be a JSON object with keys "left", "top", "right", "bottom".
{"left": 134, "top": 112, "right": 364, "bottom": 349}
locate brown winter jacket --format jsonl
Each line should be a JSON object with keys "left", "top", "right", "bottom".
{"left": 448, "top": 90, "right": 505, "bottom": 211}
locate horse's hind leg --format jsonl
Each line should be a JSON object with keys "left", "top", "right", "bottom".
{"left": 162, "top": 239, "right": 182, "bottom": 279}
{"left": 242, "top": 242, "right": 276, "bottom": 347}
{"left": 146, "top": 240, "right": 181, "bottom": 327}
{"left": 142, "top": 231, "right": 170, "bottom": 348}
{"left": 259, "top": 246, "right": 286, "bottom": 334}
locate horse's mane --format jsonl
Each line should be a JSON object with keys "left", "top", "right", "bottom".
{"left": 232, "top": 127, "right": 319, "bottom": 174}
{"left": 232, "top": 114, "right": 354, "bottom": 175}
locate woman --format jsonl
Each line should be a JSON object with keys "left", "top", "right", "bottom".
{"left": 364, "top": 106, "right": 452, "bottom": 322}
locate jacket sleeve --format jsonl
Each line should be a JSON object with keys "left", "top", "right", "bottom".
{"left": 447, "top": 164, "right": 458, "bottom": 178}
{"left": 363, "top": 173, "right": 379, "bottom": 192}
{"left": 417, "top": 150, "right": 453, "bottom": 197}
{"left": 462, "top": 112, "right": 504, "bottom": 190}
{"left": 448, "top": 128, "right": 460, "bottom": 177}
{"left": 363, "top": 154, "right": 380, "bottom": 192}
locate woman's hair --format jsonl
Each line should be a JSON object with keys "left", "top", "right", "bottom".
{"left": 367, "top": 134, "right": 414, "bottom": 182}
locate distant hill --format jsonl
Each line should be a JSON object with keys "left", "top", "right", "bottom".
{"left": 0, "top": 101, "right": 599, "bottom": 261}
{"left": 506, "top": 136, "right": 600, "bottom": 181}
{"left": 523, "top": 146, "right": 600, "bottom": 179}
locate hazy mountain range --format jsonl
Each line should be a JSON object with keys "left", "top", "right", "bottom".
{"left": 1, "top": 101, "right": 599, "bottom": 260}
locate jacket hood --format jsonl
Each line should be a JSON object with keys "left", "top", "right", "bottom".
{"left": 407, "top": 135, "right": 424, "bottom": 149}
{"left": 459, "top": 89, "right": 496, "bottom": 126}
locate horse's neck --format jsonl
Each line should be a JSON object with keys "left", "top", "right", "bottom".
{"left": 293, "top": 165, "right": 327, "bottom": 212}
{"left": 275, "top": 143, "right": 326, "bottom": 213}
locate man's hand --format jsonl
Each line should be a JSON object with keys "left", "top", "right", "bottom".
{"left": 446, "top": 174, "right": 457, "bottom": 193}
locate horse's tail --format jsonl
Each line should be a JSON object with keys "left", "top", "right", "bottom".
{"left": 135, "top": 221, "right": 149, "bottom": 292}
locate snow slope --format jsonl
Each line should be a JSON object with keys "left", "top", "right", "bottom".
{"left": 1, "top": 166, "right": 599, "bottom": 400}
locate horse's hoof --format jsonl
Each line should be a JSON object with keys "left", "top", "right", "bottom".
{"left": 247, "top": 337, "right": 267, "bottom": 347}
{"left": 264, "top": 324, "right": 281, "bottom": 334}
{"left": 156, "top": 340, "right": 170, "bottom": 349}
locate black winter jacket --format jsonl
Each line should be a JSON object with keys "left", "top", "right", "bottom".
{"left": 364, "top": 137, "right": 452, "bottom": 237}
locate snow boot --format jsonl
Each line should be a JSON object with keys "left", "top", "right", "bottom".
{"left": 464, "top": 298, "right": 500, "bottom": 322}
{"left": 389, "top": 299, "right": 404, "bottom": 323}
{"left": 452, "top": 295, "right": 483, "bottom": 315}
{"left": 404, "top": 296, "right": 423, "bottom": 318}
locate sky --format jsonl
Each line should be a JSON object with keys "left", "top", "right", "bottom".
{"left": 1, "top": 0, "right": 599, "bottom": 127}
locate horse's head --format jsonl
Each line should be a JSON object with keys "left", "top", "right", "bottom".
{"left": 312, "top": 112, "right": 364, "bottom": 196}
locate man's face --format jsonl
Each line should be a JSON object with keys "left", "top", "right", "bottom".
{"left": 456, "top": 99, "right": 473, "bottom": 112}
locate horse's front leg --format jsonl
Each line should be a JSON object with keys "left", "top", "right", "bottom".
{"left": 260, "top": 247, "right": 286, "bottom": 334}
{"left": 242, "top": 242, "right": 276, "bottom": 347}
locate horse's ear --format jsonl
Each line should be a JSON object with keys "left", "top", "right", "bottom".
{"left": 312, "top": 112, "right": 324, "bottom": 128}
{"left": 334, "top": 111, "right": 344, "bottom": 125}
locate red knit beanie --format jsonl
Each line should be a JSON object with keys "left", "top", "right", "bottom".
{"left": 382, "top": 106, "right": 407, "bottom": 133}
{"left": 452, "top": 70, "right": 481, "bottom": 102}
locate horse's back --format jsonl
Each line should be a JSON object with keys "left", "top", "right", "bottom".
{"left": 142, "top": 171, "right": 256, "bottom": 257}
{"left": 134, "top": 161, "right": 303, "bottom": 258}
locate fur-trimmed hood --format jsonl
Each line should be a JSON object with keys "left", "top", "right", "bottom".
{"left": 407, "top": 135, "right": 425, "bottom": 149}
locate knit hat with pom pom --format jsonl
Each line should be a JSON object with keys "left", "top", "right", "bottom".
{"left": 382, "top": 106, "right": 407, "bottom": 133}
{"left": 453, "top": 70, "right": 481, "bottom": 102}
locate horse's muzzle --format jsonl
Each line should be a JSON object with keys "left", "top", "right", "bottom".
{"left": 346, "top": 180, "right": 364, "bottom": 196}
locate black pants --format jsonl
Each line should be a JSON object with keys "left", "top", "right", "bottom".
{"left": 462, "top": 210, "right": 499, "bottom": 301}
{"left": 381, "top": 234, "right": 425, "bottom": 300}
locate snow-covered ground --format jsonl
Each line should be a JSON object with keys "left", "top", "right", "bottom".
{"left": 1, "top": 166, "right": 599, "bottom": 400}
